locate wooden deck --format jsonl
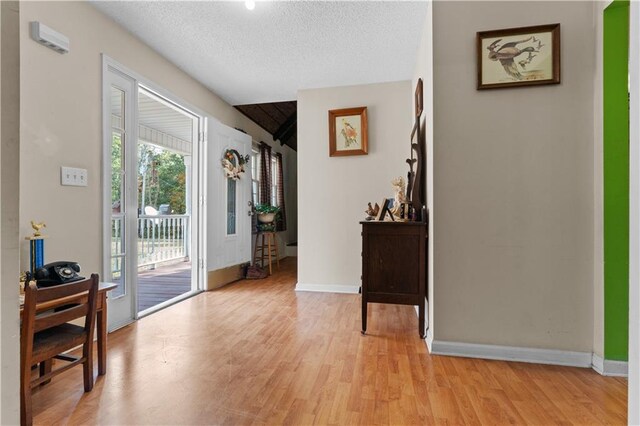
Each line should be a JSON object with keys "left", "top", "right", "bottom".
{"left": 137, "top": 261, "right": 192, "bottom": 312}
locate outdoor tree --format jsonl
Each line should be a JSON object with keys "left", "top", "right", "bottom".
{"left": 111, "top": 136, "right": 187, "bottom": 215}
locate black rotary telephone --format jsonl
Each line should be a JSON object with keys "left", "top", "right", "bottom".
{"left": 34, "top": 261, "right": 84, "bottom": 287}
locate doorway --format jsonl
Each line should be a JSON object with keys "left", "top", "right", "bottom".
{"left": 136, "top": 88, "right": 198, "bottom": 315}
{"left": 103, "top": 57, "right": 205, "bottom": 331}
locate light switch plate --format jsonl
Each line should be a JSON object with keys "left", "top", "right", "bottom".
{"left": 61, "top": 166, "right": 88, "bottom": 187}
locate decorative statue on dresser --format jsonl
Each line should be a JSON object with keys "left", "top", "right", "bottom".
{"left": 390, "top": 176, "right": 407, "bottom": 218}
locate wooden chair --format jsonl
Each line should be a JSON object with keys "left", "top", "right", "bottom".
{"left": 20, "top": 274, "right": 99, "bottom": 426}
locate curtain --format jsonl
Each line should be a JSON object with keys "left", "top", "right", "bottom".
{"left": 259, "top": 142, "right": 272, "bottom": 205}
{"left": 275, "top": 152, "right": 287, "bottom": 232}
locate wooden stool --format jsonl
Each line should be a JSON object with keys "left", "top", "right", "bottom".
{"left": 253, "top": 232, "right": 279, "bottom": 275}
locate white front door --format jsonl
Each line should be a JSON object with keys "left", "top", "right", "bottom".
{"left": 103, "top": 62, "right": 138, "bottom": 331}
{"left": 207, "top": 120, "right": 252, "bottom": 271}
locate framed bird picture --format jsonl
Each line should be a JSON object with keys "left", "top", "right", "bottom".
{"left": 328, "top": 106, "right": 368, "bottom": 157}
{"left": 477, "top": 23, "right": 560, "bottom": 90}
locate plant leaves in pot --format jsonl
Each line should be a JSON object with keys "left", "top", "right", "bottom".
{"left": 255, "top": 204, "right": 280, "bottom": 224}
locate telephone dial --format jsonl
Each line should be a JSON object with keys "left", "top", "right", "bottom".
{"left": 34, "top": 261, "right": 84, "bottom": 287}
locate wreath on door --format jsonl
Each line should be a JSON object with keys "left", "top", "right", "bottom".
{"left": 221, "top": 149, "right": 250, "bottom": 180}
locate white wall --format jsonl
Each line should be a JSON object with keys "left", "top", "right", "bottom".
{"left": 412, "top": 0, "right": 434, "bottom": 342}
{"left": 297, "top": 81, "right": 412, "bottom": 291}
{"left": 431, "top": 1, "right": 596, "bottom": 352}
{"left": 1, "top": 1, "right": 21, "bottom": 424}
{"left": 19, "top": 1, "right": 295, "bottom": 280}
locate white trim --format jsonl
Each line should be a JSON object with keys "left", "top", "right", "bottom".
{"left": 102, "top": 55, "right": 206, "bottom": 119}
{"left": 414, "top": 302, "right": 429, "bottom": 338}
{"left": 592, "top": 353, "right": 605, "bottom": 375}
{"left": 593, "top": 353, "right": 629, "bottom": 377}
{"left": 430, "top": 340, "right": 593, "bottom": 368}
{"left": 294, "top": 283, "right": 360, "bottom": 294}
{"left": 138, "top": 289, "right": 202, "bottom": 318}
{"left": 425, "top": 328, "right": 434, "bottom": 353}
{"left": 424, "top": 341, "right": 628, "bottom": 375}
{"left": 604, "top": 360, "right": 629, "bottom": 377}
{"left": 629, "top": 1, "right": 640, "bottom": 421}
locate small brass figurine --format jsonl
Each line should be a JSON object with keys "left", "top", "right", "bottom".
{"left": 30, "top": 220, "right": 46, "bottom": 237}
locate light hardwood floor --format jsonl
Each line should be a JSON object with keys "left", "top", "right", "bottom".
{"left": 32, "top": 258, "right": 627, "bottom": 425}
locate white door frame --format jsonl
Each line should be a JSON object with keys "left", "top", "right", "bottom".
{"left": 102, "top": 55, "right": 208, "bottom": 329}
{"left": 628, "top": 1, "right": 639, "bottom": 422}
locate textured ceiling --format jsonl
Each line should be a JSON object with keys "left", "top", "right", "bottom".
{"left": 91, "top": 1, "right": 428, "bottom": 105}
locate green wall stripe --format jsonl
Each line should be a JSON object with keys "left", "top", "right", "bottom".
{"left": 603, "top": 0, "right": 629, "bottom": 361}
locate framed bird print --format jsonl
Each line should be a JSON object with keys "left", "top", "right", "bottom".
{"left": 477, "top": 23, "right": 560, "bottom": 90}
{"left": 328, "top": 106, "right": 368, "bottom": 157}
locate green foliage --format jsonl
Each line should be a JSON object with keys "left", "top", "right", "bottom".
{"left": 111, "top": 134, "right": 122, "bottom": 205}
{"left": 138, "top": 144, "right": 187, "bottom": 214}
{"left": 255, "top": 204, "right": 279, "bottom": 214}
{"left": 257, "top": 222, "right": 276, "bottom": 232}
{"left": 111, "top": 134, "right": 187, "bottom": 215}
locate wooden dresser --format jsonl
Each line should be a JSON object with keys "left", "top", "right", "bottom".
{"left": 360, "top": 221, "right": 427, "bottom": 338}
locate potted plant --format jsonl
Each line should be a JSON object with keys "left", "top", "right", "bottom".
{"left": 255, "top": 204, "right": 280, "bottom": 224}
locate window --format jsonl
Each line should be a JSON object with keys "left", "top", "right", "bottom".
{"left": 251, "top": 149, "right": 259, "bottom": 204}
{"left": 271, "top": 157, "right": 278, "bottom": 207}
{"left": 250, "top": 148, "right": 278, "bottom": 207}
{"left": 226, "top": 155, "right": 237, "bottom": 236}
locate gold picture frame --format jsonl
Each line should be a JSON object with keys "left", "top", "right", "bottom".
{"left": 328, "top": 106, "right": 368, "bottom": 157}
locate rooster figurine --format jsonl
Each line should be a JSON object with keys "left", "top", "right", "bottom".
{"left": 30, "top": 220, "right": 46, "bottom": 237}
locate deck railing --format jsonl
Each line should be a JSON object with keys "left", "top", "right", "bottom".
{"left": 138, "top": 214, "right": 190, "bottom": 267}
{"left": 111, "top": 214, "right": 190, "bottom": 271}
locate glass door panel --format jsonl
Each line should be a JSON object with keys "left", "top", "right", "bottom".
{"left": 105, "top": 65, "right": 137, "bottom": 331}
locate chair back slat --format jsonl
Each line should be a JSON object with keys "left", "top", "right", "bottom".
{"left": 35, "top": 279, "right": 94, "bottom": 304}
{"left": 34, "top": 304, "right": 89, "bottom": 333}
{"left": 22, "top": 275, "right": 99, "bottom": 339}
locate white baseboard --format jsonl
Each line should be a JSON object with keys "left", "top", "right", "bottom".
{"left": 592, "top": 353, "right": 605, "bottom": 374}
{"left": 430, "top": 339, "right": 593, "bottom": 368}
{"left": 592, "top": 353, "right": 628, "bottom": 376}
{"left": 425, "top": 328, "right": 434, "bottom": 352}
{"left": 294, "top": 283, "right": 360, "bottom": 294}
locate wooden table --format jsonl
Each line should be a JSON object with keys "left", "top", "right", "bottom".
{"left": 20, "top": 282, "right": 117, "bottom": 376}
